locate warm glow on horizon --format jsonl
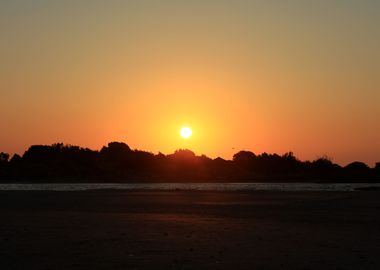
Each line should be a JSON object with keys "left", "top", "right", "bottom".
{"left": 180, "top": 127, "right": 192, "bottom": 139}
{"left": 0, "top": 1, "right": 379, "bottom": 166}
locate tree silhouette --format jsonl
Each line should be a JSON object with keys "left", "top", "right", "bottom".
{"left": 0, "top": 142, "right": 378, "bottom": 182}
{"left": 0, "top": 152, "right": 9, "bottom": 163}
{"left": 375, "top": 162, "right": 380, "bottom": 175}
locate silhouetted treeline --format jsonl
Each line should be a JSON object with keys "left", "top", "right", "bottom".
{"left": 0, "top": 142, "right": 379, "bottom": 182}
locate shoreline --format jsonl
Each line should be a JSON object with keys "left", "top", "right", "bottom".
{"left": 1, "top": 182, "right": 380, "bottom": 193}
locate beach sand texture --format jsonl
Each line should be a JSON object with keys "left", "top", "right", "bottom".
{"left": 1, "top": 190, "right": 379, "bottom": 269}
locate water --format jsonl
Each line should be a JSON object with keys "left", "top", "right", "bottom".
{"left": 0, "top": 183, "right": 379, "bottom": 191}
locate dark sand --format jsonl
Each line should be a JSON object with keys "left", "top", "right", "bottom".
{"left": 1, "top": 190, "right": 380, "bottom": 269}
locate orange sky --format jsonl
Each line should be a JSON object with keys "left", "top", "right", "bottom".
{"left": 0, "top": 1, "right": 379, "bottom": 165}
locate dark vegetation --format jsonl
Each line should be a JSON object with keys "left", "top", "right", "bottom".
{"left": 0, "top": 142, "right": 379, "bottom": 182}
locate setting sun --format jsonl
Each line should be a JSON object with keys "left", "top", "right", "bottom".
{"left": 180, "top": 127, "right": 192, "bottom": 139}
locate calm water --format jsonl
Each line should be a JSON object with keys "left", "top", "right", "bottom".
{"left": 0, "top": 183, "right": 379, "bottom": 191}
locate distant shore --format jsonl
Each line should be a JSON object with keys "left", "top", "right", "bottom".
{"left": 1, "top": 182, "right": 380, "bottom": 192}
{"left": 1, "top": 142, "right": 379, "bottom": 183}
{"left": 1, "top": 175, "right": 380, "bottom": 183}
{"left": 1, "top": 190, "right": 380, "bottom": 269}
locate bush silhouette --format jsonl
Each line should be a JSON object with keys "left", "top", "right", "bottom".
{"left": 0, "top": 142, "right": 378, "bottom": 182}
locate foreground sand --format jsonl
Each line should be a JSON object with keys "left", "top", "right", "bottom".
{"left": 0, "top": 190, "right": 379, "bottom": 269}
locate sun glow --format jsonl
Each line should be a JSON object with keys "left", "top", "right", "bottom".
{"left": 180, "top": 127, "right": 192, "bottom": 139}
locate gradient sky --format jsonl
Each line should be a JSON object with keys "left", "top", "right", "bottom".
{"left": 1, "top": 0, "right": 379, "bottom": 165}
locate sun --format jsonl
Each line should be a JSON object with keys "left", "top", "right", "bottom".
{"left": 180, "top": 127, "right": 192, "bottom": 139}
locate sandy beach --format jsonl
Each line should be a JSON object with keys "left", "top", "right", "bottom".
{"left": 1, "top": 190, "right": 379, "bottom": 269}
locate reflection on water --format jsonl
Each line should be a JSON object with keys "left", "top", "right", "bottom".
{"left": 0, "top": 183, "right": 379, "bottom": 191}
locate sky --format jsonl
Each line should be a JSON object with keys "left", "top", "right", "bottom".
{"left": 0, "top": 0, "right": 379, "bottom": 166}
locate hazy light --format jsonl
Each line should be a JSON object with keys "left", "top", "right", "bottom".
{"left": 180, "top": 127, "right": 192, "bottom": 139}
